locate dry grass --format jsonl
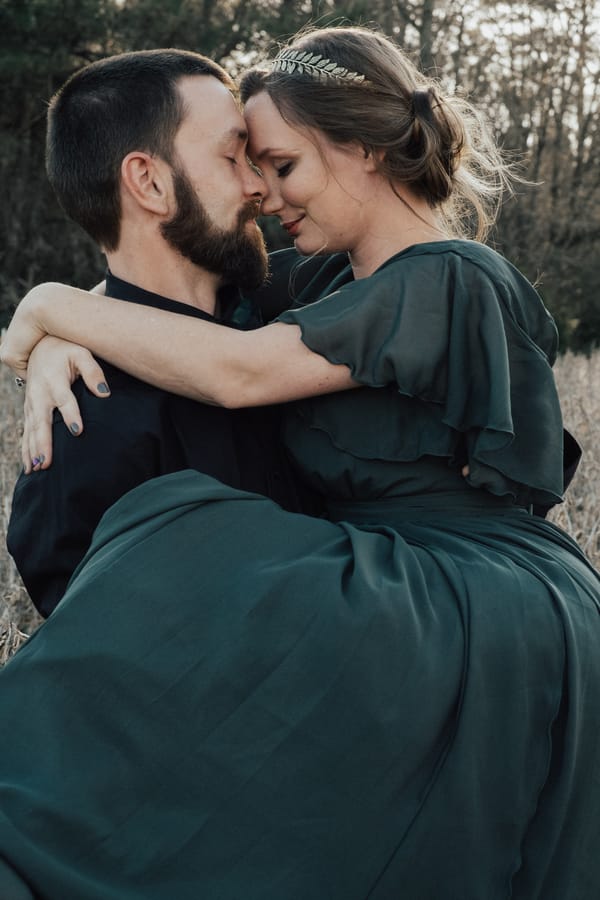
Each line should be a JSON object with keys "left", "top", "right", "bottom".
{"left": 0, "top": 359, "right": 44, "bottom": 663}
{"left": 546, "top": 352, "right": 600, "bottom": 561}
{"left": 0, "top": 351, "right": 599, "bottom": 664}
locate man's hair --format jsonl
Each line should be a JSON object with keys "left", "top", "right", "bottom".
{"left": 46, "top": 49, "right": 235, "bottom": 251}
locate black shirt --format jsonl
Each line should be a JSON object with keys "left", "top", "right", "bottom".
{"left": 7, "top": 272, "right": 313, "bottom": 618}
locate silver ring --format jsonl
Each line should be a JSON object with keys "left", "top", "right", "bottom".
{"left": 14, "top": 376, "right": 26, "bottom": 389}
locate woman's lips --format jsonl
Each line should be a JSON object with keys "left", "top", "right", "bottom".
{"left": 282, "top": 215, "right": 305, "bottom": 236}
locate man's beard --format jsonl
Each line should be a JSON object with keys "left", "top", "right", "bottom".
{"left": 160, "top": 166, "right": 268, "bottom": 291}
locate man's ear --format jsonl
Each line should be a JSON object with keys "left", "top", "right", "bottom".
{"left": 120, "top": 151, "right": 171, "bottom": 215}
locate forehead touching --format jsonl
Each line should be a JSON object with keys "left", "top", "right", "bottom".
{"left": 244, "top": 91, "right": 317, "bottom": 162}
{"left": 175, "top": 75, "right": 248, "bottom": 151}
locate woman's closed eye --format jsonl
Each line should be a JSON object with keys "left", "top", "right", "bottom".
{"left": 275, "top": 162, "right": 293, "bottom": 178}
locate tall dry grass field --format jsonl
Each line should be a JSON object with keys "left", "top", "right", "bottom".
{"left": 0, "top": 361, "right": 44, "bottom": 662}
{"left": 1, "top": 352, "right": 599, "bottom": 663}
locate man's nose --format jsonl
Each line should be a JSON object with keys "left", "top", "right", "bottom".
{"left": 243, "top": 161, "right": 265, "bottom": 199}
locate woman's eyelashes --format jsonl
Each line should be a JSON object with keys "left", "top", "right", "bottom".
{"left": 275, "top": 162, "right": 293, "bottom": 178}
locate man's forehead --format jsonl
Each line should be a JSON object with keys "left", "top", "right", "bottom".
{"left": 220, "top": 124, "right": 248, "bottom": 145}
{"left": 176, "top": 75, "right": 247, "bottom": 144}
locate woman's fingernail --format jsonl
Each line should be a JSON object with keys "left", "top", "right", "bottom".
{"left": 97, "top": 382, "right": 110, "bottom": 394}
{"left": 32, "top": 457, "right": 40, "bottom": 467}
{"left": 69, "top": 423, "right": 80, "bottom": 435}
{"left": 38, "top": 454, "right": 46, "bottom": 464}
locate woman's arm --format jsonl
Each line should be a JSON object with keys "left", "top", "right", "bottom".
{"left": 1, "top": 283, "right": 356, "bottom": 406}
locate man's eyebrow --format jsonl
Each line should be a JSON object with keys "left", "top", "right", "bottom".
{"left": 221, "top": 126, "right": 248, "bottom": 146}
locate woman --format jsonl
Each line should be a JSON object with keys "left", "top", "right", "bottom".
{"left": 1, "top": 25, "right": 599, "bottom": 900}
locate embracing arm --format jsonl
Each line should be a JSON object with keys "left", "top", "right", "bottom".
{"left": 1, "top": 283, "right": 356, "bottom": 407}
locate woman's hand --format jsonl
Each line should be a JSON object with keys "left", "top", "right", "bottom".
{"left": 21, "top": 336, "right": 110, "bottom": 473}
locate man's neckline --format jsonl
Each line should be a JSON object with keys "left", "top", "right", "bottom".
{"left": 105, "top": 271, "right": 224, "bottom": 322}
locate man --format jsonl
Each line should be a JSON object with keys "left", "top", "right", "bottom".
{"left": 7, "top": 49, "right": 324, "bottom": 618}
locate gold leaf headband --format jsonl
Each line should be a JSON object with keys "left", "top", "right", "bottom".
{"left": 270, "top": 48, "right": 367, "bottom": 84}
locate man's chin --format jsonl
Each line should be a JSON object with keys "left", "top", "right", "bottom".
{"left": 244, "top": 220, "right": 268, "bottom": 254}
{"left": 223, "top": 245, "right": 268, "bottom": 291}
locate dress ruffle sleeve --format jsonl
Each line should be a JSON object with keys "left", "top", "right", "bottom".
{"left": 277, "top": 242, "right": 565, "bottom": 506}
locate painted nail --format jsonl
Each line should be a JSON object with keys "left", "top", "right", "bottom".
{"left": 69, "top": 423, "right": 80, "bottom": 435}
{"left": 32, "top": 457, "right": 40, "bottom": 467}
{"left": 97, "top": 382, "right": 110, "bottom": 394}
{"left": 38, "top": 454, "right": 45, "bottom": 464}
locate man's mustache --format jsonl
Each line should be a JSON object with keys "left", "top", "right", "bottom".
{"left": 239, "top": 200, "right": 262, "bottom": 224}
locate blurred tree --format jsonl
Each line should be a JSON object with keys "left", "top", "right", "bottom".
{"left": 398, "top": 0, "right": 600, "bottom": 349}
{"left": 474, "top": 0, "right": 600, "bottom": 350}
{"left": 0, "top": 0, "right": 120, "bottom": 326}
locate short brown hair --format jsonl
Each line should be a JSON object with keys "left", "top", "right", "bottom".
{"left": 47, "top": 49, "right": 234, "bottom": 250}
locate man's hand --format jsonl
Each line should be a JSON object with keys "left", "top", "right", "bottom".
{"left": 21, "top": 337, "right": 110, "bottom": 473}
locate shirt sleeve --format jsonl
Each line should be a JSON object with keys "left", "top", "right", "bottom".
{"left": 7, "top": 398, "right": 161, "bottom": 618}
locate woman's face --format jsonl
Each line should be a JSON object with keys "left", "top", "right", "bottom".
{"left": 244, "top": 91, "right": 374, "bottom": 256}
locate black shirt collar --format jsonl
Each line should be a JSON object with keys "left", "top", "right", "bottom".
{"left": 105, "top": 271, "right": 227, "bottom": 323}
{"left": 104, "top": 272, "right": 264, "bottom": 330}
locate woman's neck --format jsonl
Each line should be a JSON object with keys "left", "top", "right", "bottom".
{"left": 348, "top": 186, "right": 449, "bottom": 280}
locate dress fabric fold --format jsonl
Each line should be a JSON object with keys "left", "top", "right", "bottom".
{"left": 0, "top": 241, "right": 599, "bottom": 900}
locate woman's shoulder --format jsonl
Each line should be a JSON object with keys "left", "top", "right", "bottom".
{"left": 362, "top": 239, "right": 558, "bottom": 362}
{"left": 292, "top": 238, "right": 543, "bottom": 326}
{"left": 375, "top": 239, "right": 526, "bottom": 286}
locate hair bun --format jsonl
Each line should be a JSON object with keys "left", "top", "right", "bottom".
{"left": 411, "top": 89, "right": 433, "bottom": 122}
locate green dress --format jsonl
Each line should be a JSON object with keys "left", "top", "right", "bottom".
{"left": 0, "top": 241, "right": 599, "bottom": 900}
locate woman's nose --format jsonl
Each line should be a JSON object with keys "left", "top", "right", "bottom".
{"left": 259, "top": 176, "right": 283, "bottom": 216}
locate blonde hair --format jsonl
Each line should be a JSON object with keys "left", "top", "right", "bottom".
{"left": 241, "top": 26, "right": 514, "bottom": 241}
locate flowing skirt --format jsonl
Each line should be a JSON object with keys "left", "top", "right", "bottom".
{"left": 0, "top": 470, "right": 599, "bottom": 900}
